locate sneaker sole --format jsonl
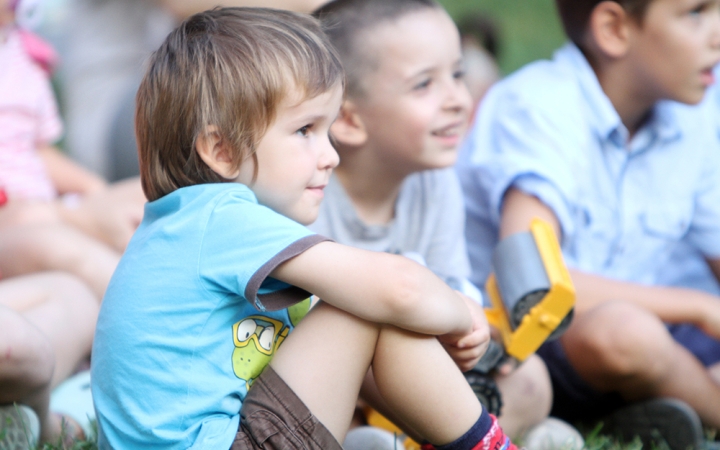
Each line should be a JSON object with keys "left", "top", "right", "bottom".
{"left": 601, "top": 398, "right": 703, "bottom": 450}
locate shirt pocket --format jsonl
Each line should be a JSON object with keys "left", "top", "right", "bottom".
{"left": 640, "top": 204, "right": 693, "bottom": 241}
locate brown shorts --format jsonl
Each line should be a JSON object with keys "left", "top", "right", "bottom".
{"left": 231, "top": 366, "right": 342, "bottom": 450}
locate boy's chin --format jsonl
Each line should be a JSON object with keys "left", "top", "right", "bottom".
{"left": 288, "top": 211, "right": 319, "bottom": 226}
{"left": 673, "top": 86, "right": 710, "bottom": 106}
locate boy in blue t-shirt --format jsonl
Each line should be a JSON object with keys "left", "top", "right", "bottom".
{"left": 311, "top": 0, "right": 582, "bottom": 447}
{"left": 90, "top": 7, "right": 520, "bottom": 450}
{"left": 457, "top": 0, "right": 720, "bottom": 446}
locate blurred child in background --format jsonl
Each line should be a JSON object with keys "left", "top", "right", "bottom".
{"left": 0, "top": 0, "right": 144, "bottom": 298}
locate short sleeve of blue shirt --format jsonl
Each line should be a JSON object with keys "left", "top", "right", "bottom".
{"left": 199, "top": 188, "right": 326, "bottom": 311}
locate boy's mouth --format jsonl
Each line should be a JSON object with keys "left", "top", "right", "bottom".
{"left": 700, "top": 67, "right": 716, "bottom": 87}
{"left": 431, "top": 122, "right": 465, "bottom": 144}
{"left": 306, "top": 184, "right": 326, "bottom": 197}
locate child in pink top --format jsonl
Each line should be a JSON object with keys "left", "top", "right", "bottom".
{"left": 0, "top": 0, "right": 145, "bottom": 299}
{"left": 0, "top": 15, "right": 62, "bottom": 202}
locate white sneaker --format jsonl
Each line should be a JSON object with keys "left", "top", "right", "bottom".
{"left": 343, "top": 426, "right": 406, "bottom": 450}
{"left": 50, "top": 370, "right": 95, "bottom": 439}
{"left": 522, "top": 417, "right": 584, "bottom": 450}
{"left": 0, "top": 404, "right": 40, "bottom": 450}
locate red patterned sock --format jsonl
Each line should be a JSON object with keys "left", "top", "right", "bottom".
{"left": 420, "top": 411, "right": 518, "bottom": 450}
{"left": 470, "top": 414, "right": 517, "bottom": 450}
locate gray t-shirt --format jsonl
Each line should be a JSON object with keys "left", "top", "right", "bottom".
{"left": 310, "top": 167, "right": 471, "bottom": 291}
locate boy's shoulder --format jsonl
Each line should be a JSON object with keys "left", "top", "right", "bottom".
{"left": 485, "top": 43, "right": 589, "bottom": 116}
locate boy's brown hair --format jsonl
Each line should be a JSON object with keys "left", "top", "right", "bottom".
{"left": 555, "top": 0, "right": 653, "bottom": 46}
{"left": 313, "top": 0, "right": 440, "bottom": 98}
{"left": 136, "top": 7, "right": 343, "bottom": 201}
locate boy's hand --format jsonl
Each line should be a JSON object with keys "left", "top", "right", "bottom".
{"left": 438, "top": 292, "right": 491, "bottom": 372}
{"left": 696, "top": 295, "right": 720, "bottom": 339}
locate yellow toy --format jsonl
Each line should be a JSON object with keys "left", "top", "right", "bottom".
{"left": 465, "top": 217, "right": 575, "bottom": 415}
{"left": 484, "top": 217, "right": 575, "bottom": 363}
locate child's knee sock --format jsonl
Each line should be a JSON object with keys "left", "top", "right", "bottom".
{"left": 421, "top": 409, "right": 518, "bottom": 450}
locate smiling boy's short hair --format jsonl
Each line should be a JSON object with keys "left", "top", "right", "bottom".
{"left": 136, "top": 7, "right": 343, "bottom": 201}
{"left": 313, "top": 0, "right": 440, "bottom": 98}
{"left": 555, "top": 0, "right": 654, "bottom": 46}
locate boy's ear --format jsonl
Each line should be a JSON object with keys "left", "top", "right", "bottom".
{"left": 195, "top": 126, "right": 240, "bottom": 179}
{"left": 587, "top": 1, "right": 632, "bottom": 59}
{"left": 330, "top": 100, "right": 368, "bottom": 147}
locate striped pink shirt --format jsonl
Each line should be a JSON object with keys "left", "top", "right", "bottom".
{"left": 0, "top": 27, "right": 60, "bottom": 201}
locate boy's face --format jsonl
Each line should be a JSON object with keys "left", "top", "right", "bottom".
{"left": 236, "top": 84, "right": 342, "bottom": 225}
{"left": 627, "top": 0, "right": 720, "bottom": 104}
{"left": 351, "top": 8, "right": 472, "bottom": 173}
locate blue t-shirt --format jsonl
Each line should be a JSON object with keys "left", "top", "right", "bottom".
{"left": 91, "top": 183, "right": 327, "bottom": 449}
{"left": 457, "top": 43, "right": 720, "bottom": 289}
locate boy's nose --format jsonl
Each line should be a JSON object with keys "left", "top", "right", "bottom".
{"left": 444, "top": 79, "right": 473, "bottom": 114}
{"left": 319, "top": 137, "right": 340, "bottom": 170}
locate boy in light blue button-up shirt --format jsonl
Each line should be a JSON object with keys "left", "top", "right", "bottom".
{"left": 457, "top": 0, "right": 720, "bottom": 441}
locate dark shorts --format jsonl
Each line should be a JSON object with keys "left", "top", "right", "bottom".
{"left": 231, "top": 366, "right": 342, "bottom": 450}
{"left": 538, "top": 323, "right": 720, "bottom": 421}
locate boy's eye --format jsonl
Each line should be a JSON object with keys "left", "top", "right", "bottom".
{"left": 296, "top": 125, "right": 311, "bottom": 136}
{"left": 453, "top": 69, "right": 466, "bottom": 80}
{"left": 413, "top": 78, "right": 432, "bottom": 90}
{"left": 688, "top": 0, "right": 712, "bottom": 15}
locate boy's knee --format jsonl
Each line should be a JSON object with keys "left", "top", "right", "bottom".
{"left": 0, "top": 311, "right": 55, "bottom": 389}
{"left": 497, "top": 356, "right": 552, "bottom": 414}
{"left": 495, "top": 355, "right": 552, "bottom": 435}
{"left": 565, "top": 302, "right": 674, "bottom": 377}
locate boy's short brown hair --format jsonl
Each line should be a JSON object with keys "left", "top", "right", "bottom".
{"left": 555, "top": 0, "right": 654, "bottom": 46}
{"left": 313, "top": 0, "right": 440, "bottom": 98}
{"left": 136, "top": 7, "right": 343, "bottom": 201}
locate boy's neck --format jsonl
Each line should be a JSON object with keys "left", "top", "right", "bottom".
{"left": 334, "top": 154, "right": 410, "bottom": 226}
{"left": 592, "top": 59, "right": 656, "bottom": 139}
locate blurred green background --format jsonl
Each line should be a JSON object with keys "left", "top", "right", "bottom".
{"left": 438, "top": 0, "right": 566, "bottom": 75}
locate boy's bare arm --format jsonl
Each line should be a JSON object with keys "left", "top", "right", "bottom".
{"left": 271, "top": 241, "right": 472, "bottom": 337}
{"left": 38, "top": 145, "right": 107, "bottom": 196}
{"left": 501, "top": 187, "right": 720, "bottom": 337}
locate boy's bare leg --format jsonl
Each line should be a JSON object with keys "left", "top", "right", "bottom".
{"left": 0, "top": 224, "right": 119, "bottom": 299}
{"left": 495, "top": 355, "right": 552, "bottom": 438}
{"left": 0, "top": 273, "right": 98, "bottom": 441}
{"left": 561, "top": 301, "right": 720, "bottom": 428}
{"left": 271, "top": 301, "right": 482, "bottom": 445}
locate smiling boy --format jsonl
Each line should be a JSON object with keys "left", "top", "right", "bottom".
{"left": 457, "top": 0, "right": 720, "bottom": 447}
{"left": 311, "top": 1, "right": 584, "bottom": 447}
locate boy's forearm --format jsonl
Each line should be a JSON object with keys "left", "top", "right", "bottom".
{"left": 571, "top": 269, "right": 717, "bottom": 325}
{"left": 272, "top": 242, "right": 472, "bottom": 336}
